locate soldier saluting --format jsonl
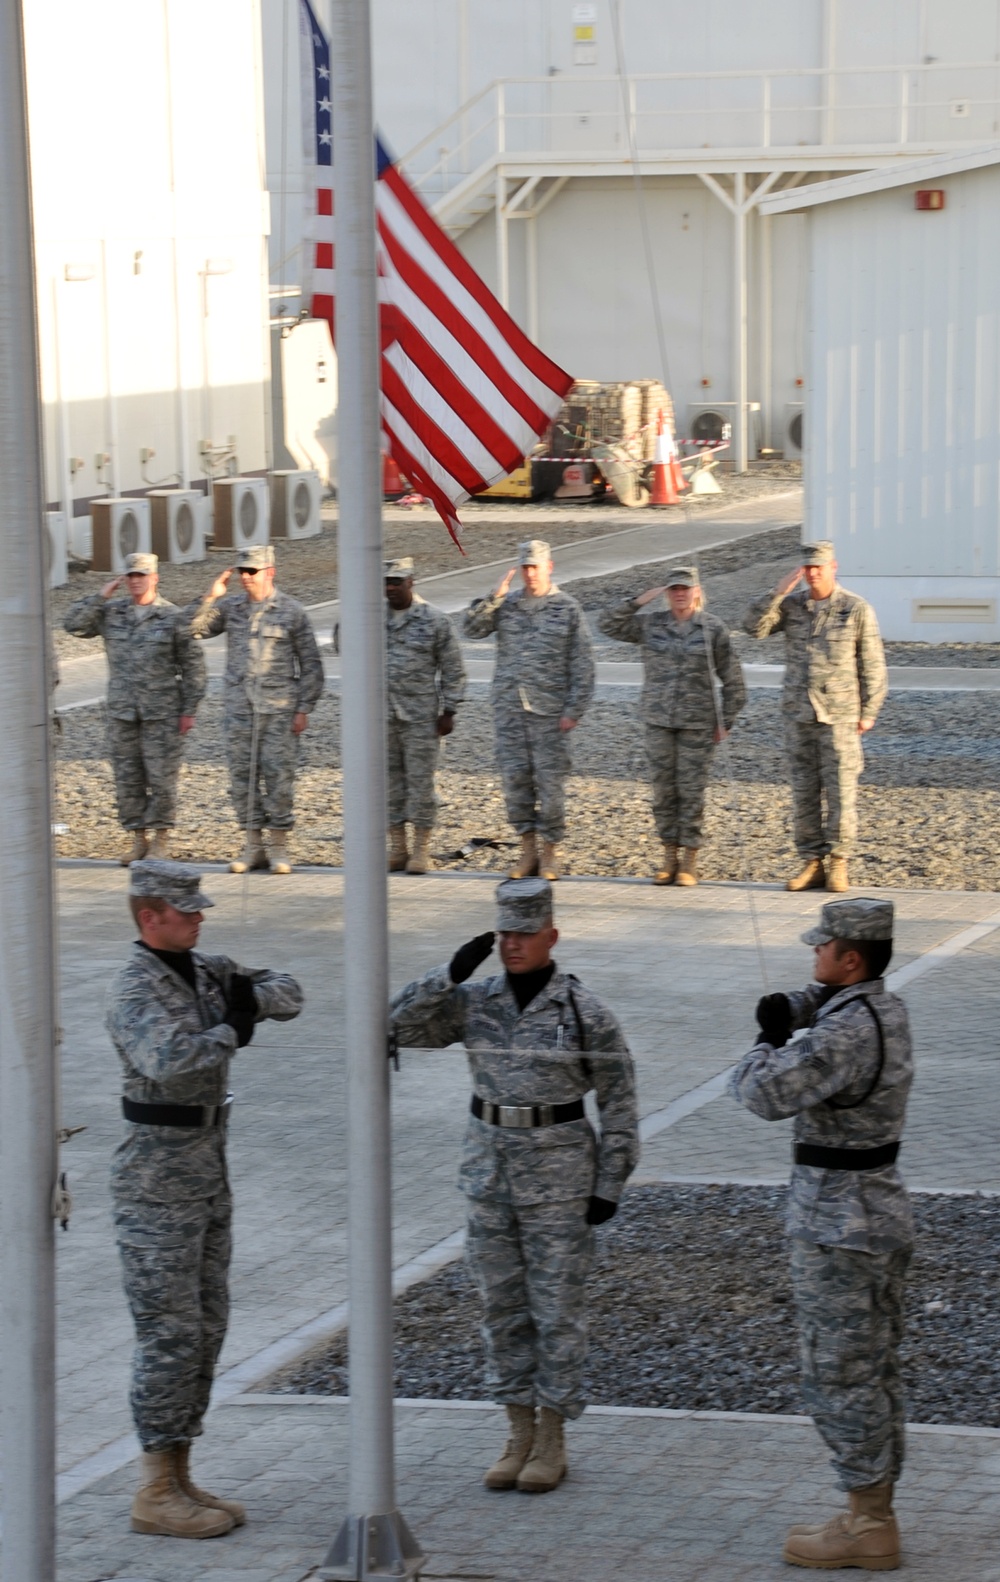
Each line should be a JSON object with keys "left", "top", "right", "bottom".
{"left": 730, "top": 898, "right": 912, "bottom": 1570}
{"left": 463, "top": 540, "right": 594, "bottom": 881}
{"left": 390, "top": 877, "right": 639, "bottom": 1494}
{"left": 64, "top": 551, "right": 206, "bottom": 864}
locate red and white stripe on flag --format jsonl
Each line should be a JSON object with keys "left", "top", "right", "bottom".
{"left": 300, "top": 1, "right": 572, "bottom": 547}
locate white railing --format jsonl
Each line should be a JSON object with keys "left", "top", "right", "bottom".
{"left": 400, "top": 62, "right": 1000, "bottom": 203}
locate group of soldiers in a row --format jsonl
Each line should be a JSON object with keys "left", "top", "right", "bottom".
{"left": 65, "top": 533, "right": 888, "bottom": 892}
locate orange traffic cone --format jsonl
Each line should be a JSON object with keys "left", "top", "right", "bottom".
{"left": 383, "top": 453, "right": 407, "bottom": 498}
{"left": 668, "top": 426, "right": 689, "bottom": 494}
{"left": 650, "top": 411, "right": 679, "bottom": 506}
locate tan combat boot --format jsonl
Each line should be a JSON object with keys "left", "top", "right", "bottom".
{"left": 229, "top": 831, "right": 267, "bottom": 874}
{"left": 786, "top": 858, "right": 826, "bottom": 892}
{"left": 268, "top": 829, "right": 292, "bottom": 875}
{"left": 516, "top": 1406, "right": 566, "bottom": 1493}
{"left": 483, "top": 1404, "right": 536, "bottom": 1491}
{"left": 406, "top": 828, "right": 433, "bottom": 874}
{"left": 174, "top": 1443, "right": 247, "bottom": 1527}
{"left": 538, "top": 841, "right": 560, "bottom": 881}
{"left": 130, "top": 1450, "right": 234, "bottom": 1538}
{"left": 674, "top": 848, "right": 699, "bottom": 887}
{"left": 148, "top": 829, "right": 171, "bottom": 860}
{"left": 783, "top": 1482, "right": 899, "bottom": 1569}
{"left": 120, "top": 831, "right": 149, "bottom": 867}
{"left": 653, "top": 843, "right": 679, "bottom": 885}
{"left": 508, "top": 833, "right": 538, "bottom": 878}
{"left": 826, "top": 856, "right": 850, "bottom": 893}
{"left": 388, "top": 825, "right": 409, "bottom": 872}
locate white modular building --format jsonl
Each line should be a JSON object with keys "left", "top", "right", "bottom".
{"left": 26, "top": 0, "right": 272, "bottom": 561}
{"left": 761, "top": 145, "right": 1000, "bottom": 641}
{"left": 266, "top": 0, "right": 1000, "bottom": 470}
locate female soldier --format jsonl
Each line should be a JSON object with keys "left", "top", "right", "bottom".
{"left": 599, "top": 566, "right": 746, "bottom": 886}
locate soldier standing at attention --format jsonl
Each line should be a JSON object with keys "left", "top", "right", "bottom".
{"left": 463, "top": 541, "right": 594, "bottom": 881}
{"left": 108, "top": 860, "right": 303, "bottom": 1537}
{"left": 383, "top": 556, "right": 466, "bottom": 875}
{"left": 743, "top": 541, "right": 887, "bottom": 893}
{"left": 730, "top": 898, "right": 912, "bottom": 1570}
{"left": 598, "top": 565, "right": 745, "bottom": 887}
{"left": 64, "top": 552, "right": 206, "bottom": 864}
{"left": 390, "top": 877, "right": 639, "bottom": 1494}
{"left": 187, "top": 545, "right": 324, "bottom": 875}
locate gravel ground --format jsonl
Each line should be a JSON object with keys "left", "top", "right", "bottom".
{"left": 49, "top": 472, "right": 798, "bottom": 660}
{"left": 54, "top": 685, "right": 1000, "bottom": 888}
{"left": 267, "top": 1184, "right": 1000, "bottom": 1427}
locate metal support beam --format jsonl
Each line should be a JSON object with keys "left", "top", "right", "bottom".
{"left": 0, "top": 0, "right": 59, "bottom": 1578}
{"left": 495, "top": 167, "right": 509, "bottom": 308}
{"left": 319, "top": 1, "right": 423, "bottom": 1577}
{"left": 526, "top": 213, "right": 538, "bottom": 342}
{"left": 733, "top": 171, "right": 748, "bottom": 470}
{"left": 759, "top": 208, "right": 773, "bottom": 450}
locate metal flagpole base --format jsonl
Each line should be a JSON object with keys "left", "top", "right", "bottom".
{"left": 319, "top": 1509, "right": 426, "bottom": 1579}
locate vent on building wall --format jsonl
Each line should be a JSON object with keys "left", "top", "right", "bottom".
{"left": 212, "top": 477, "right": 270, "bottom": 549}
{"left": 149, "top": 490, "right": 206, "bottom": 565}
{"left": 90, "top": 497, "right": 152, "bottom": 573}
{"left": 270, "top": 469, "right": 322, "bottom": 539}
{"left": 912, "top": 598, "right": 996, "bottom": 623}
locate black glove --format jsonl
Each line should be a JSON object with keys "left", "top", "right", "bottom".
{"left": 224, "top": 1010, "right": 255, "bottom": 1048}
{"left": 586, "top": 1196, "right": 618, "bottom": 1226}
{"left": 225, "top": 973, "right": 258, "bottom": 1047}
{"left": 449, "top": 932, "right": 495, "bottom": 985}
{"left": 756, "top": 992, "right": 792, "bottom": 1048}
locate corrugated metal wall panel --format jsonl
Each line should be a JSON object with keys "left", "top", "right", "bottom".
{"left": 807, "top": 165, "right": 1000, "bottom": 578}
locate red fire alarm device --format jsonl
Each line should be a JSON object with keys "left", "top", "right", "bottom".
{"left": 915, "top": 189, "right": 945, "bottom": 210}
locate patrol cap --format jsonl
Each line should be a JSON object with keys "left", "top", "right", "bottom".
{"left": 801, "top": 540, "right": 835, "bottom": 567}
{"left": 518, "top": 539, "right": 551, "bottom": 567}
{"left": 664, "top": 564, "right": 699, "bottom": 588}
{"left": 235, "top": 544, "right": 275, "bottom": 571}
{"left": 130, "top": 859, "right": 215, "bottom": 913}
{"left": 384, "top": 556, "right": 414, "bottom": 580}
{"left": 801, "top": 898, "right": 894, "bottom": 946}
{"left": 495, "top": 877, "right": 553, "bottom": 933}
{"left": 124, "top": 552, "right": 158, "bottom": 575}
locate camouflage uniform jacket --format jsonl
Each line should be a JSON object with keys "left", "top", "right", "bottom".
{"left": 186, "top": 589, "right": 324, "bottom": 715}
{"left": 390, "top": 963, "right": 639, "bottom": 1207}
{"left": 106, "top": 943, "right": 303, "bottom": 1198}
{"left": 386, "top": 596, "right": 466, "bottom": 723}
{"left": 742, "top": 583, "right": 887, "bottom": 725}
{"left": 729, "top": 978, "right": 913, "bottom": 1253}
{"left": 598, "top": 600, "right": 746, "bottom": 730}
{"left": 462, "top": 586, "right": 595, "bottom": 718}
{"left": 63, "top": 593, "right": 206, "bottom": 721}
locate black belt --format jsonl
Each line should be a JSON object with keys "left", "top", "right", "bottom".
{"left": 471, "top": 1095, "right": 585, "bottom": 1129}
{"left": 122, "top": 1095, "right": 232, "bottom": 1129}
{"left": 795, "top": 1140, "right": 900, "bottom": 1171}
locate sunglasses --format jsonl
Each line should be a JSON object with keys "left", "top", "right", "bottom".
{"left": 238, "top": 567, "right": 262, "bottom": 577}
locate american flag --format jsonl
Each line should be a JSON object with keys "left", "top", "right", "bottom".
{"left": 300, "top": 0, "right": 573, "bottom": 546}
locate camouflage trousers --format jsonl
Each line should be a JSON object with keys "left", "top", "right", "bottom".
{"left": 494, "top": 709, "right": 571, "bottom": 844}
{"left": 465, "top": 1194, "right": 593, "bottom": 1420}
{"left": 106, "top": 716, "right": 184, "bottom": 830}
{"left": 784, "top": 718, "right": 863, "bottom": 860}
{"left": 387, "top": 716, "right": 440, "bottom": 828}
{"left": 112, "top": 1186, "right": 232, "bottom": 1452}
{"left": 225, "top": 709, "right": 298, "bottom": 831}
{"left": 791, "top": 1240, "right": 911, "bottom": 1490}
{"left": 645, "top": 725, "right": 716, "bottom": 848}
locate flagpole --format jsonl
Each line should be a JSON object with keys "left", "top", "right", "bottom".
{"left": 0, "top": 1, "right": 60, "bottom": 1579}
{"left": 319, "top": 1, "right": 424, "bottom": 1577}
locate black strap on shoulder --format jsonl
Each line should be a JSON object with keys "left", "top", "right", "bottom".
{"left": 564, "top": 979, "right": 588, "bottom": 1053}
{"left": 825, "top": 996, "right": 886, "bottom": 1111}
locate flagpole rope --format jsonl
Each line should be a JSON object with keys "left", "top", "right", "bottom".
{"left": 609, "top": 0, "right": 770, "bottom": 991}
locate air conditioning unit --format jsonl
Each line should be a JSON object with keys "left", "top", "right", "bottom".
{"left": 212, "top": 477, "right": 270, "bottom": 550}
{"left": 90, "top": 497, "right": 152, "bottom": 573}
{"left": 270, "top": 469, "right": 322, "bottom": 539}
{"left": 149, "top": 489, "right": 206, "bottom": 565}
{"left": 45, "top": 511, "right": 69, "bottom": 588}
{"left": 685, "top": 401, "right": 762, "bottom": 452}
{"left": 786, "top": 403, "right": 804, "bottom": 456}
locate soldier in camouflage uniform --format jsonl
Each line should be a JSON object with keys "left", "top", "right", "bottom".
{"left": 743, "top": 541, "right": 887, "bottom": 894}
{"left": 391, "top": 877, "right": 639, "bottom": 1494}
{"left": 187, "top": 545, "right": 324, "bottom": 874}
{"left": 463, "top": 540, "right": 595, "bottom": 881}
{"left": 599, "top": 565, "right": 745, "bottom": 887}
{"left": 730, "top": 897, "right": 912, "bottom": 1570}
{"left": 107, "top": 859, "right": 303, "bottom": 1537}
{"left": 383, "top": 556, "right": 466, "bottom": 875}
{"left": 64, "top": 552, "right": 206, "bottom": 865}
